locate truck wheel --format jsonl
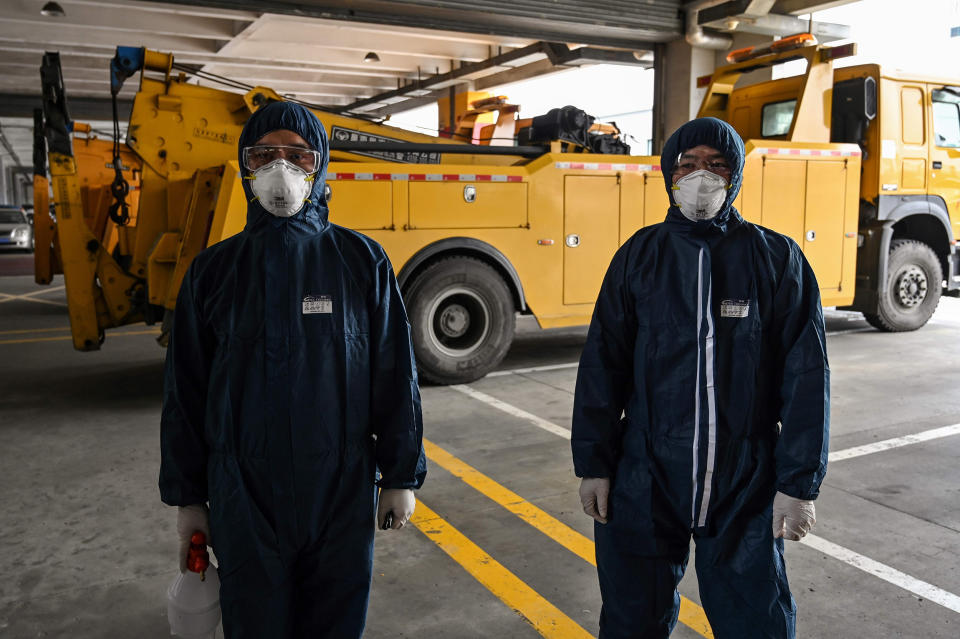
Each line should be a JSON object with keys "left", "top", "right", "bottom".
{"left": 864, "top": 239, "right": 942, "bottom": 332}
{"left": 405, "top": 256, "right": 515, "bottom": 385}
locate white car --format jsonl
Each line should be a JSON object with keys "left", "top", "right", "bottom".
{"left": 0, "top": 207, "right": 34, "bottom": 252}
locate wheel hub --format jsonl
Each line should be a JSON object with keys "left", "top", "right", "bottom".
{"left": 895, "top": 265, "right": 927, "bottom": 308}
{"left": 439, "top": 304, "right": 470, "bottom": 338}
{"left": 427, "top": 287, "right": 490, "bottom": 357}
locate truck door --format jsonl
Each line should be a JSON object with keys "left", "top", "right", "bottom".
{"left": 899, "top": 85, "right": 928, "bottom": 193}
{"left": 563, "top": 175, "right": 620, "bottom": 304}
{"left": 929, "top": 87, "right": 960, "bottom": 241}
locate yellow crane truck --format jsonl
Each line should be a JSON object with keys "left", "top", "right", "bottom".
{"left": 38, "top": 47, "right": 657, "bottom": 384}
{"left": 37, "top": 38, "right": 960, "bottom": 384}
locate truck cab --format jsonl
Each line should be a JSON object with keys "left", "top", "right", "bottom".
{"left": 699, "top": 37, "right": 960, "bottom": 330}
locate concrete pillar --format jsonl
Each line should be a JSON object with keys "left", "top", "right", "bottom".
{"left": 654, "top": 32, "right": 775, "bottom": 153}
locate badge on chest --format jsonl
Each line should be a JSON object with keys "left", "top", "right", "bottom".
{"left": 720, "top": 299, "right": 750, "bottom": 318}
{"left": 302, "top": 294, "right": 333, "bottom": 314}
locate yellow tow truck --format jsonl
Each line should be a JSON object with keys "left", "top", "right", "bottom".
{"left": 37, "top": 36, "right": 960, "bottom": 384}
{"left": 39, "top": 47, "right": 663, "bottom": 384}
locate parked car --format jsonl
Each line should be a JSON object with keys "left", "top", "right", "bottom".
{"left": 0, "top": 206, "right": 34, "bottom": 252}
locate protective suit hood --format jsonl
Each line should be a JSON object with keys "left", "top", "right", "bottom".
{"left": 660, "top": 117, "right": 745, "bottom": 234}
{"left": 238, "top": 101, "right": 330, "bottom": 233}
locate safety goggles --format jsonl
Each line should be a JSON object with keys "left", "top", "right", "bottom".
{"left": 242, "top": 145, "right": 322, "bottom": 173}
{"left": 672, "top": 152, "right": 731, "bottom": 180}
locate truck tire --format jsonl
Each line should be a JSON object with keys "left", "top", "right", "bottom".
{"left": 405, "top": 256, "right": 515, "bottom": 385}
{"left": 864, "top": 239, "right": 942, "bottom": 332}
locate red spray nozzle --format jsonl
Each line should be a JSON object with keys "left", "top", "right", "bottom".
{"left": 186, "top": 531, "right": 210, "bottom": 578}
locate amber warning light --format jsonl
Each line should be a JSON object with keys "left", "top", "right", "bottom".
{"left": 726, "top": 33, "right": 818, "bottom": 64}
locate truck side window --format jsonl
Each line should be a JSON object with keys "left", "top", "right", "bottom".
{"left": 900, "top": 87, "right": 925, "bottom": 144}
{"left": 761, "top": 99, "right": 796, "bottom": 137}
{"left": 932, "top": 89, "right": 960, "bottom": 148}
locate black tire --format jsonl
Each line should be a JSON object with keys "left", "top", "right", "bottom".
{"left": 405, "top": 256, "right": 515, "bottom": 385}
{"left": 863, "top": 239, "right": 942, "bottom": 332}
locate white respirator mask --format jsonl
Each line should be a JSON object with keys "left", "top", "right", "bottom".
{"left": 671, "top": 169, "right": 730, "bottom": 221}
{"left": 248, "top": 159, "right": 314, "bottom": 218}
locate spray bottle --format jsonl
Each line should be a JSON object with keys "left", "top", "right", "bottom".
{"left": 167, "top": 531, "right": 221, "bottom": 639}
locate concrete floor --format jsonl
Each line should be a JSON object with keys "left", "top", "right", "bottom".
{"left": 1, "top": 256, "right": 959, "bottom": 638}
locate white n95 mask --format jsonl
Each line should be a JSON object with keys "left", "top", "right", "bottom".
{"left": 248, "top": 159, "right": 314, "bottom": 218}
{"left": 671, "top": 169, "right": 730, "bottom": 221}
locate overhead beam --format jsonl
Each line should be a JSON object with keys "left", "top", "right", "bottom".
{"left": 216, "top": 13, "right": 527, "bottom": 63}
{"left": 333, "top": 41, "right": 554, "bottom": 113}
{"left": 698, "top": 12, "right": 851, "bottom": 40}
{"left": 365, "top": 89, "right": 454, "bottom": 118}
{"left": 473, "top": 58, "right": 561, "bottom": 92}
{"left": 157, "top": 0, "right": 676, "bottom": 49}
{"left": 473, "top": 47, "right": 653, "bottom": 92}
{"left": 1, "top": 4, "right": 251, "bottom": 41}
{"left": 772, "top": 0, "right": 858, "bottom": 14}
{"left": 335, "top": 42, "right": 653, "bottom": 114}
{"left": 67, "top": 0, "right": 260, "bottom": 21}
{"left": 0, "top": 21, "right": 225, "bottom": 54}
{"left": 0, "top": 43, "right": 406, "bottom": 81}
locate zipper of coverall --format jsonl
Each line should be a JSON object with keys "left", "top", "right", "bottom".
{"left": 691, "top": 246, "right": 719, "bottom": 528}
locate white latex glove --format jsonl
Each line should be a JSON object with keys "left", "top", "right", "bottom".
{"left": 579, "top": 477, "right": 610, "bottom": 524}
{"left": 176, "top": 504, "right": 210, "bottom": 572}
{"left": 772, "top": 492, "right": 816, "bottom": 541}
{"left": 378, "top": 488, "right": 416, "bottom": 531}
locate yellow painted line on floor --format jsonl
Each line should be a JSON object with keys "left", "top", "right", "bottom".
{"left": 423, "top": 438, "right": 714, "bottom": 639}
{"left": 0, "top": 329, "right": 160, "bottom": 345}
{"left": 0, "top": 326, "right": 71, "bottom": 335}
{"left": 412, "top": 500, "right": 594, "bottom": 639}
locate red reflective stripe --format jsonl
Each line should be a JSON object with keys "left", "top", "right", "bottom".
{"left": 476, "top": 174, "right": 492, "bottom": 181}
{"left": 507, "top": 175, "right": 522, "bottom": 182}
{"left": 338, "top": 173, "right": 355, "bottom": 180}
{"left": 442, "top": 174, "right": 459, "bottom": 181}
{"left": 373, "top": 173, "right": 391, "bottom": 180}
{"left": 409, "top": 174, "right": 426, "bottom": 181}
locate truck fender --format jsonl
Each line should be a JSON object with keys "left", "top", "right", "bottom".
{"left": 877, "top": 194, "right": 958, "bottom": 292}
{"left": 877, "top": 194, "right": 953, "bottom": 243}
{"left": 396, "top": 237, "right": 527, "bottom": 311}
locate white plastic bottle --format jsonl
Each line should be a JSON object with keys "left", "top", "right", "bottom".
{"left": 167, "top": 531, "right": 221, "bottom": 639}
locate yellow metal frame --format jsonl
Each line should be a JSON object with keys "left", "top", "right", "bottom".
{"left": 47, "top": 152, "right": 143, "bottom": 350}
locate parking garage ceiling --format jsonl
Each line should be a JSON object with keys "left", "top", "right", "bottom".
{"left": 0, "top": 0, "right": 852, "bottom": 181}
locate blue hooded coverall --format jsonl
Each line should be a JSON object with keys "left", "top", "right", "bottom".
{"left": 571, "top": 118, "right": 829, "bottom": 639}
{"left": 160, "top": 101, "right": 427, "bottom": 638}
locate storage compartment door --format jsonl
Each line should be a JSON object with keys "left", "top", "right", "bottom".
{"left": 564, "top": 176, "right": 620, "bottom": 305}
{"left": 803, "top": 161, "right": 846, "bottom": 291}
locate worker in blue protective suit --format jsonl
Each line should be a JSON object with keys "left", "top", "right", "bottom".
{"left": 571, "top": 117, "right": 828, "bottom": 639}
{"left": 160, "top": 100, "right": 427, "bottom": 638}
